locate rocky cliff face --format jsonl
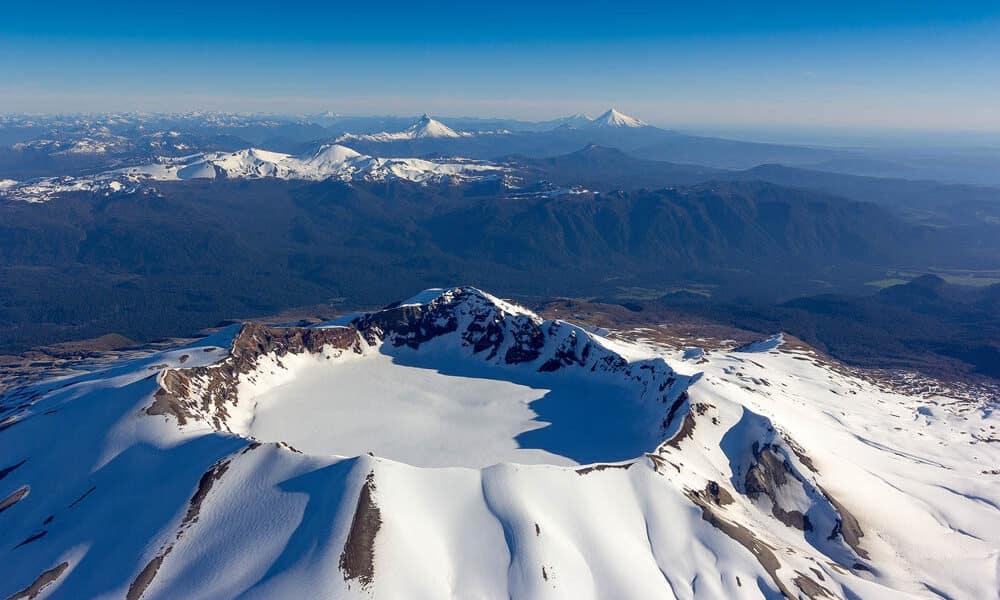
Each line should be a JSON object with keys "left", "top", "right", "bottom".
{"left": 150, "top": 323, "right": 362, "bottom": 430}
{"left": 5, "top": 287, "right": 990, "bottom": 599}
{"left": 152, "top": 288, "right": 690, "bottom": 439}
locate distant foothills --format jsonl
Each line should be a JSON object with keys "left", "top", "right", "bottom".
{"left": 0, "top": 109, "right": 998, "bottom": 380}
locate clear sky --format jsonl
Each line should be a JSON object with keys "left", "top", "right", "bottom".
{"left": 2, "top": 1, "right": 999, "bottom": 131}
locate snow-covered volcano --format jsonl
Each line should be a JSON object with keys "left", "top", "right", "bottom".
{"left": 0, "top": 145, "right": 504, "bottom": 202}
{"left": 336, "top": 114, "right": 473, "bottom": 143}
{"left": 588, "top": 108, "right": 648, "bottom": 128}
{"left": 2, "top": 288, "right": 998, "bottom": 599}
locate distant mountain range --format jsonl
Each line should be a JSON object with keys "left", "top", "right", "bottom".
{"left": 3, "top": 111, "right": 1000, "bottom": 183}
{"left": 2, "top": 111, "right": 1000, "bottom": 358}
{"left": 7, "top": 139, "right": 999, "bottom": 235}
{"left": 336, "top": 114, "right": 479, "bottom": 142}
{"left": 0, "top": 144, "right": 505, "bottom": 202}
{"left": 2, "top": 164, "right": 996, "bottom": 352}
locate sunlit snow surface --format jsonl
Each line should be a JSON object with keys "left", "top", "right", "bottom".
{"left": 244, "top": 341, "right": 655, "bottom": 468}
{"left": 1, "top": 289, "right": 998, "bottom": 600}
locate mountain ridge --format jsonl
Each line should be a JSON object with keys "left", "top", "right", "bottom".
{"left": 2, "top": 286, "right": 996, "bottom": 599}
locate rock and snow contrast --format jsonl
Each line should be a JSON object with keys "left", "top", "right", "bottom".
{"left": 2, "top": 287, "right": 998, "bottom": 599}
{"left": 0, "top": 145, "right": 505, "bottom": 202}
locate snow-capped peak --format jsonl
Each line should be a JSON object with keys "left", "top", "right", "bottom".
{"left": 407, "top": 114, "right": 461, "bottom": 138}
{"left": 589, "top": 108, "right": 647, "bottom": 128}
{"left": 0, "top": 145, "right": 506, "bottom": 202}
{"left": 3, "top": 284, "right": 996, "bottom": 598}
{"left": 335, "top": 115, "right": 479, "bottom": 143}
{"left": 302, "top": 143, "right": 364, "bottom": 170}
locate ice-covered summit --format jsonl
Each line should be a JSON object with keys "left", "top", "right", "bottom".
{"left": 588, "top": 108, "right": 648, "bottom": 128}
{"left": 336, "top": 114, "right": 474, "bottom": 142}
{"left": 2, "top": 286, "right": 997, "bottom": 599}
{"left": 407, "top": 114, "right": 463, "bottom": 138}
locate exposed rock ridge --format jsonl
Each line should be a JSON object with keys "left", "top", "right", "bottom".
{"left": 151, "top": 287, "right": 693, "bottom": 438}
{"left": 351, "top": 287, "right": 691, "bottom": 421}
{"left": 149, "top": 323, "right": 362, "bottom": 429}
{"left": 658, "top": 398, "right": 871, "bottom": 594}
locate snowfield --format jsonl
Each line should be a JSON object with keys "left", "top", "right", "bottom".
{"left": 0, "top": 144, "right": 505, "bottom": 203}
{"left": 1, "top": 287, "right": 997, "bottom": 599}
{"left": 240, "top": 339, "right": 658, "bottom": 468}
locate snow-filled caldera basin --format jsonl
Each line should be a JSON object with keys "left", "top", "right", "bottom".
{"left": 235, "top": 341, "right": 659, "bottom": 468}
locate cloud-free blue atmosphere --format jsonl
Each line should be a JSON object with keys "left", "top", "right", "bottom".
{"left": 1, "top": 1, "right": 999, "bottom": 131}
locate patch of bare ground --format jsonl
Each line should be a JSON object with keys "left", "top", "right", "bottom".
{"left": 7, "top": 561, "right": 69, "bottom": 600}
{"left": 744, "top": 443, "right": 813, "bottom": 532}
{"left": 689, "top": 481, "right": 735, "bottom": 507}
{"left": 538, "top": 297, "right": 999, "bottom": 412}
{"left": 536, "top": 298, "right": 760, "bottom": 352}
{"left": 183, "top": 460, "right": 231, "bottom": 527}
{"left": 0, "top": 336, "right": 190, "bottom": 397}
{"left": 339, "top": 471, "right": 382, "bottom": 590}
{"left": 0, "top": 301, "right": 347, "bottom": 396}
{"left": 664, "top": 411, "right": 697, "bottom": 450}
{"left": 818, "top": 485, "right": 869, "bottom": 560}
{"left": 575, "top": 462, "right": 633, "bottom": 475}
{"left": 149, "top": 323, "right": 361, "bottom": 429}
{"left": 127, "top": 552, "right": 170, "bottom": 600}
{"left": 793, "top": 571, "right": 834, "bottom": 599}
{"left": 125, "top": 453, "right": 241, "bottom": 600}
{"left": 0, "top": 485, "right": 29, "bottom": 514}
{"left": 685, "top": 488, "right": 832, "bottom": 599}
{"left": 683, "top": 488, "right": 790, "bottom": 596}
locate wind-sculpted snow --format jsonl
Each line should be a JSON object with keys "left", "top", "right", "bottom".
{"left": 1, "top": 287, "right": 998, "bottom": 599}
{"left": 0, "top": 144, "right": 505, "bottom": 202}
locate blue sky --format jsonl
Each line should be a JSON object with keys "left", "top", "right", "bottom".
{"left": 1, "top": 1, "right": 999, "bottom": 131}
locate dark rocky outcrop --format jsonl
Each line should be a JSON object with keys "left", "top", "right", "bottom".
{"left": 149, "top": 323, "right": 361, "bottom": 429}
{"left": 745, "top": 442, "right": 813, "bottom": 532}
{"left": 150, "top": 289, "right": 691, "bottom": 444}
{"left": 0, "top": 485, "right": 29, "bottom": 514}
{"left": 7, "top": 562, "right": 69, "bottom": 600}
{"left": 339, "top": 471, "right": 382, "bottom": 590}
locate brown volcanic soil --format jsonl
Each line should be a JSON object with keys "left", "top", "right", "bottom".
{"left": 535, "top": 297, "right": 999, "bottom": 407}
{"left": 535, "top": 298, "right": 762, "bottom": 351}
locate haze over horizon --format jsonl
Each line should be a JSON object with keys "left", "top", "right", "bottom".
{"left": 3, "top": 1, "right": 999, "bottom": 133}
{"left": 5, "top": 4, "right": 1000, "bottom": 599}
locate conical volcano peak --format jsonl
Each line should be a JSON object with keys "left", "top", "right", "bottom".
{"left": 406, "top": 114, "right": 461, "bottom": 138}
{"left": 590, "top": 107, "right": 647, "bottom": 128}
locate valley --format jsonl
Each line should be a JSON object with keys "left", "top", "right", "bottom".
{"left": 6, "top": 5, "right": 1000, "bottom": 598}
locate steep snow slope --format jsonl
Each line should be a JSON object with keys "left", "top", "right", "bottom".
{"left": 0, "top": 145, "right": 504, "bottom": 202}
{"left": 336, "top": 114, "right": 476, "bottom": 142}
{"left": 588, "top": 108, "right": 648, "bottom": 128}
{"left": 1, "top": 288, "right": 997, "bottom": 599}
